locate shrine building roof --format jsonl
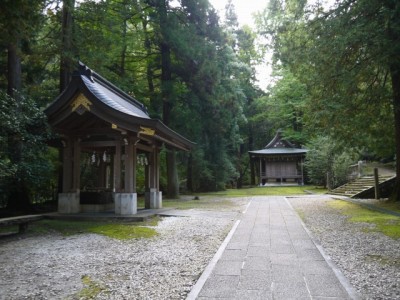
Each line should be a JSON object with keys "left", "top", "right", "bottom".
{"left": 249, "top": 131, "right": 307, "bottom": 156}
{"left": 45, "top": 62, "right": 194, "bottom": 151}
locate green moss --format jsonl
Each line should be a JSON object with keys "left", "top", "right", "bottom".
{"left": 376, "top": 201, "right": 400, "bottom": 214}
{"left": 164, "top": 186, "right": 326, "bottom": 210}
{"left": 163, "top": 198, "right": 234, "bottom": 210}
{"left": 31, "top": 219, "right": 158, "bottom": 240}
{"left": 88, "top": 223, "right": 157, "bottom": 240}
{"left": 365, "top": 254, "right": 400, "bottom": 267}
{"left": 196, "top": 186, "right": 326, "bottom": 197}
{"left": 77, "top": 275, "right": 107, "bottom": 299}
{"left": 328, "top": 200, "right": 400, "bottom": 239}
{"left": 143, "top": 216, "right": 161, "bottom": 227}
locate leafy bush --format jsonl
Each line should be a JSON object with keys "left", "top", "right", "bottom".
{"left": 0, "top": 91, "right": 56, "bottom": 210}
{"left": 305, "top": 135, "right": 358, "bottom": 189}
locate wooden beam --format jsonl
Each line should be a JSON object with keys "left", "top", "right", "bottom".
{"left": 80, "top": 140, "right": 118, "bottom": 148}
{"left": 136, "top": 143, "right": 153, "bottom": 153}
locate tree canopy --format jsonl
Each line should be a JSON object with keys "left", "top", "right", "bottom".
{"left": 1, "top": 0, "right": 399, "bottom": 209}
{"left": 256, "top": 0, "right": 400, "bottom": 199}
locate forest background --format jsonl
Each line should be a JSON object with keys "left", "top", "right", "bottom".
{"left": 1, "top": 0, "right": 399, "bottom": 211}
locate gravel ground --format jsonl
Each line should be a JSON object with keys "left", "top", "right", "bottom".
{"left": 288, "top": 195, "right": 400, "bottom": 300}
{"left": 0, "top": 201, "right": 244, "bottom": 300}
{"left": 1, "top": 195, "right": 399, "bottom": 300}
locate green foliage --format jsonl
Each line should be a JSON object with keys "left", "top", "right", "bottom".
{"left": 0, "top": 0, "right": 263, "bottom": 196}
{"left": 258, "top": 0, "right": 397, "bottom": 161}
{"left": 0, "top": 91, "right": 55, "bottom": 208}
{"left": 304, "top": 135, "right": 357, "bottom": 188}
{"left": 249, "top": 69, "right": 308, "bottom": 148}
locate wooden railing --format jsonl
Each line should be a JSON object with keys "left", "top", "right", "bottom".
{"left": 347, "top": 161, "right": 366, "bottom": 181}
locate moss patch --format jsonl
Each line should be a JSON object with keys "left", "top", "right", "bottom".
{"left": 76, "top": 275, "right": 107, "bottom": 299}
{"left": 164, "top": 186, "right": 326, "bottom": 210}
{"left": 31, "top": 219, "right": 158, "bottom": 240}
{"left": 375, "top": 201, "right": 400, "bottom": 214}
{"left": 328, "top": 200, "right": 400, "bottom": 239}
{"left": 195, "top": 186, "right": 326, "bottom": 197}
{"left": 365, "top": 254, "right": 400, "bottom": 267}
{"left": 88, "top": 223, "right": 157, "bottom": 240}
{"left": 163, "top": 198, "right": 234, "bottom": 210}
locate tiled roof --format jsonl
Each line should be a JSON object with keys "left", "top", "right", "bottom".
{"left": 249, "top": 148, "right": 307, "bottom": 155}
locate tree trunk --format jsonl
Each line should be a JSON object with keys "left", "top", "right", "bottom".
{"left": 119, "top": 15, "right": 128, "bottom": 77}
{"left": 158, "top": 0, "right": 179, "bottom": 198}
{"left": 387, "top": 2, "right": 400, "bottom": 202}
{"left": 60, "top": 0, "right": 75, "bottom": 93}
{"left": 6, "top": 40, "right": 31, "bottom": 211}
{"left": 249, "top": 127, "right": 256, "bottom": 186}
{"left": 186, "top": 153, "right": 193, "bottom": 191}
{"left": 7, "top": 42, "right": 22, "bottom": 97}
{"left": 57, "top": 0, "right": 75, "bottom": 194}
{"left": 162, "top": 41, "right": 179, "bottom": 197}
{"left": 166, "top": 149, "right": 179, "bottom": 198}
{"left": 389, "top": 62, "right": 400, "bottom": 202}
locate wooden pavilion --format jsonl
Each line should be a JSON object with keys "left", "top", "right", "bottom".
{"left": 249, "top": 131, "right": 307, "bottom": 185}
{"left": 45, "top": 62, "right": 193, "bottom": 215}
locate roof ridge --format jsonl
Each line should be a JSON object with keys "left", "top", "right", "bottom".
{"left": 76, "top": 62, "right": 149, "bottom": 116}
{"left": 265, "top": 130, "right": 296, "bottom": 149}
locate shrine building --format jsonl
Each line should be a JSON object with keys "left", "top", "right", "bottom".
{"left": 249, "top": 131, "right": 307, "bottom": 186}
{"left": 45, "top": 62, "right": 193, "bottom": 215}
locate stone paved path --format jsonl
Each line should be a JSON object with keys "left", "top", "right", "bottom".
{"left": 187, "top": 196, "right": 359, "bottom": 300}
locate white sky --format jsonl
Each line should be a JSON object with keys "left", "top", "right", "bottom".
{"left": 207, "top": 0, "right": 337, "bottom": 91}
{"left": 208, "top": 0, "right": 266, "bottom": 28}
{"left": 208, "top": 0, "right": 270, "bottom": 90}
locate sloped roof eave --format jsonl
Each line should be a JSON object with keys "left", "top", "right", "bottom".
{"left": 44, "top": 63, "right": 195, "bottom": 151}
{"left": 249, "top": 148, "right": 308, "bottom": 155}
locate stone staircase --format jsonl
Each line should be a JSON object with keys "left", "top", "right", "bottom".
{"left": 328, "top": 174, "right": 396, "bottom": 198}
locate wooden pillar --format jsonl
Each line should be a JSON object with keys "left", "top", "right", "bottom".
{"left": 58, "top": 137, "right": 80, "bottom": 214}
{"left": 114, "top": 140, "right": 122, "bottom": 192}
{"left": 145, "top": 153, "right": 150, "bottom": 189}
{"left": 62, "top": 138, "right": 72, "bottom": 192}
{"left": 374, "top": 168, "right": 380, "bottom": 199}
{"left": 124, "top": 137, "right": 136, "bottom": 193}
{"left": 149, "top": 145, "right": 157, "bottom": 189}
{"left": 259, "top": 158, "right": 262, "bottom": 185}
{"left": 147, "top": 144, "right": 161, "bottom": 209}
{"left": 155, "top": 146, "right": 160, "bottom": 190}
{"left": 98, "top": 159, "right": 106, "bottom": 187}
{"left": 133, "top": 143, "right": 137, "bottom": 192}
{"left": 250, "top": 156, "right": 256, "bottom": 186}
{"left": 72, "top": 138, "right": 81, "bottom": 192}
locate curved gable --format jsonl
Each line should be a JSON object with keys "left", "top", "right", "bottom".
{"left": 45, "top": 62, "right": 194, "bottom": 151}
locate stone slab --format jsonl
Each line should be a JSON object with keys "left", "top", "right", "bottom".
{"left": 189, "top": 196, "right": 359, "bottom": 300}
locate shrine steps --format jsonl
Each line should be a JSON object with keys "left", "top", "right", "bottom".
{"left": 328, "top": 175, "right": 396, "bottom": 198}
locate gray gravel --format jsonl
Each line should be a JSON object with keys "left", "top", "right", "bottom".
{"left": 288, "top": 195, "right": 400, "bottom": 300}
{"left": 1, "top": 195, "right": 399, "bottom": 300}
{"left": 0, "top": 208, "right": 239, "bottom": 300}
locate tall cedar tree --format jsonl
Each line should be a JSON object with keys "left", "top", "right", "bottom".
{"left": 0, "top": 0, "right": 46, "bottom": 210}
